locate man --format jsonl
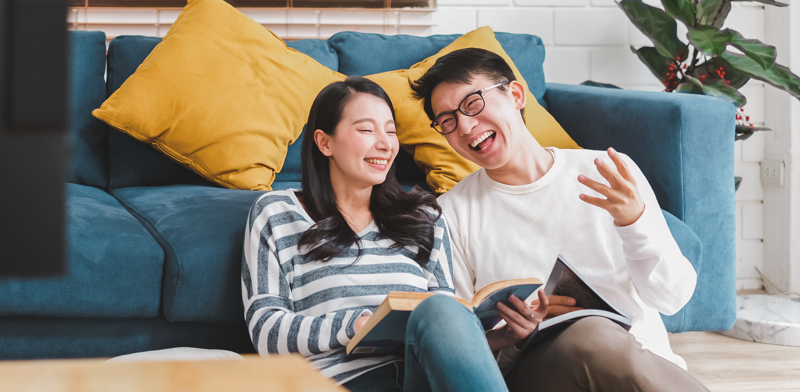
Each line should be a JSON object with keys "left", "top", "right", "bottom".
{"left": 410, "top": 48, "right": 707, "bottom": 391}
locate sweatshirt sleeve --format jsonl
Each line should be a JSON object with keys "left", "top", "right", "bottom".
{"left": 241, "top": 197, "right": 370, "bottom": 356}
{"left": 614, "top": 154, "right": 698, "bottom": 315}
{"left": 442, "top": 209, "right": 478, "bottom": 302}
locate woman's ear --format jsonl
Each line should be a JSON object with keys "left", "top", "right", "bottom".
{"left": 314, "top": 129, "right": 333, "bottom": 157}
{"left": 509, "top": 80, "right": 526, "bottom": 110}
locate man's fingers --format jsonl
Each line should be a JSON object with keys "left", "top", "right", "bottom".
{"left": 507, "top": 295, "right": 531, "bottom": 315}
{"left": 578, "top": 175, "right": 612, "bottom": 197}
{"left": 531, "top": 295, "right": 575, "bottom": 308}
{"left": 607, "top": 147, "right": 635, "bottom": 184}
{"left": 579, "top": 193, "right": 611, "bottom": 210}
{"left": 547, "top": 306, "right": 583, "bottom": 317}
{"left": 498, "top": 301, "right": 535, "bottom": 328}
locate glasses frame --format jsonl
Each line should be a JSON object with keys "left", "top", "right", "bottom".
{"left": 430, "top": 81, "right": 510, "bottom": 135}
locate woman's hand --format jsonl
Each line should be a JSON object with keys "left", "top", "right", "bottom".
{"left": 578, "top": 147, "right": 645, "bottom": 227}
{"left": 531, "top": 295, "right": 582, "bottom": 320}
{"left": 354, "top": 315, "right": 371, "bottom": 333}
{"left": 486, "top": 289, "right": 548, "bottom": 351}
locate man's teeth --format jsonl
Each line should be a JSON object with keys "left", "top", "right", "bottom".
{"left": 470, "top": 131, "right": 495, "bottom": 148}
{"left": 365, "top": 159, "right": 388, "bottom": 165}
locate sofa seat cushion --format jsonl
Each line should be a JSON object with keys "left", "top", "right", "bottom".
{"left": 112, "top": 185, "right": 266, "bottom": 325}
{"left": 0, "top": 184, "right": 164, "bottom": 318}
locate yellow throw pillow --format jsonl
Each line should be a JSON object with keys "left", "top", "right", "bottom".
{"left": 92, "top": 0, "right": 345, "bottom": 191}
{"left": 368, "top": 26, "right": 580, "bottom": 194}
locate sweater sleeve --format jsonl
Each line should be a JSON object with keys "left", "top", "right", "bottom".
{"left": 424, "top": 215, "right": 457, "bottom": 294}
{"left": 241, "top": 197, "right": 370, "bottom": 357}
{"left": 614, "top": 154, "right": 698, "bottom": 315}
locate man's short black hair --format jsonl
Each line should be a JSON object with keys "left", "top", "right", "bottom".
{"left": 410, "top": 47, "right": 523, "bottom": 122}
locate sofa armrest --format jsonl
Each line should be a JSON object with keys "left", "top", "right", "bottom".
{"left": 544, "top": 83, "right": 736, "bottom": 332}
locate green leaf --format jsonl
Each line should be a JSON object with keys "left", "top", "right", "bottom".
{"left": 631, "top": 46, "right": 672, "bottom": 81}
{"left": 619, "top": 0, "right": 688, "bottom": 59}
{"left": 675, "top": 81, "right": 705, "bottom": 94}
{"left": 697, "top": 0, "right": 722, "bottom": 25}
{"left": 683, "top": 74, "right": 747, "bottom": 106}
{"left": 691, "top": 59, "right": 751, "bottom": 89}
{"left": 661, "top": 0, "right": 695, "bottom": 27}
{"left": 730, "top": 0, "right": 787, "bottom": 7}
{"left": 721, "top": 51, "right": 800, "bottom": 101}
{"left": 688, "top": 26, "right": 776, "bottom": 69}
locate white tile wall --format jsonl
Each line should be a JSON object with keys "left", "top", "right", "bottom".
{"left": 69, "top": 1, "right": 767, "bottom": 290}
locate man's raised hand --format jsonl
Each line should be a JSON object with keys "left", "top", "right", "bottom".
{"left": 577, "top": 147, "right": 645, "bottom": 227}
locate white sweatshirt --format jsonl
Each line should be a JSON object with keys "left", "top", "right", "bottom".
{"left": 437, "top": 147, "right": 697, "bottom": 371}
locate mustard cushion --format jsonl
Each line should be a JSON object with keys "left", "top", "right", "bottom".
{"left": 368, "top": 26, "right": 580, "bottom": 194}
{"left": 92, "top": 0, "right": 345, "bottom": 191}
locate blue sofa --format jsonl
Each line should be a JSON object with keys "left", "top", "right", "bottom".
{"left": 0, "top": 30, "right": 736, "bottom": 360}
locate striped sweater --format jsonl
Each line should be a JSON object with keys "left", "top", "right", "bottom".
{"left": 241, "top": 189, "right": 456, "bottom": 384}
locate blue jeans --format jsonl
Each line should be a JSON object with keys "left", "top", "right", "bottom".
{"left": 343, "top": 295, "right": 508, "bottom": 392}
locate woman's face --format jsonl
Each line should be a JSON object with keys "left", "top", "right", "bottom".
{"left": 315, "top": 92, "right": 399, "bottom": 190}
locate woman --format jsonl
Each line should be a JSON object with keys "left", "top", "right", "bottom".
{"left": 241, "top": 77, "right": 525, "bottom": 391}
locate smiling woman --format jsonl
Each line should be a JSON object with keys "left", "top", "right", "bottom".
{"left": 297, "top": 76, "right": 439, "bottom": 264}
{"left": 240, "top": 76, "right": 510, "bottom": 390}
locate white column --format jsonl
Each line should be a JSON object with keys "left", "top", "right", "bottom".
{"left": 763, "top": 0, "right": 800, "bottom": 293}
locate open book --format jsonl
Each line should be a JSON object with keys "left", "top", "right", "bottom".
{"left": 519, "top": 255, "right": 633, "bottom": 349}
{"left": 346, "top": 278, "right": 542, "bottom": 355}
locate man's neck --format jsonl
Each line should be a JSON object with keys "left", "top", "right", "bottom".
{"left": 484, "top": 134, "right": 554, "bottom": 186}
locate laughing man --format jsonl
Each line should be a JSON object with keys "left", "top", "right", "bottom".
{"left": 410, "top": 48, "right": 708, "bottom": 392}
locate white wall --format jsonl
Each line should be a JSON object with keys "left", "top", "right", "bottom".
{"left": 71, "top": 1, "right": 776, "bottom": 290}
{"left": 763, "top": 0, "right": 800, "bottom": 294}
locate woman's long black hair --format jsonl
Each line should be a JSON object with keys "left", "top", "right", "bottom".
{"left": 298, "top": 76, "right": 442, "bottom": 266}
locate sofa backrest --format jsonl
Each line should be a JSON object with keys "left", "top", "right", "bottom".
{"left": 101, "top": 31, "right": 547, "bottom": 190}
{"left": 327, "top": 31, "right": 548, "bottom": 108}
{"left": 67, "top": 30, "right": 111, "bottom": 190}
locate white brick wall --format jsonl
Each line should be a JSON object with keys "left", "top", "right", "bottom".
{"left": 70, "top": 1, "right": 769, "bottom": 290}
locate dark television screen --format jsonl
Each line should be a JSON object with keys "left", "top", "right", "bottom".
{"left": 0, "top": 0, "right": 68, "bottom": 276}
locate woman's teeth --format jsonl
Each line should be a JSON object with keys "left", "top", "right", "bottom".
{"left": 470, "top": 131, "right": 495, "bottom": 149}
{"left": 365, "top": 158, "right": 388, "bottom": 165}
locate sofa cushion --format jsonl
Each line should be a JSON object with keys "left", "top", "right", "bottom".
{"left": 67, "top": 31, "right": 110, "bottom": 189}
{"left": 329, "top": 31, "right": 548, "bottom": 108}
{"left": 105, "top": 35, "right": 208, "bottom": 191}
{"left": 112, "top": 185, "right": 266, "bottom": 325}
{"left": 0, "top": 184, "right": 164, "bottom": 318}
{"left": 104, "top": 36, "right": 340, "bottom": 191}
{"left": 95, "top": 0, "right": 344, "bottom": 191}
{"left": 660, "top": 209, "right": 703, "bottom": 332}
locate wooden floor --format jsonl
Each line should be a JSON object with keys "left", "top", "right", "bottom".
{"left": 669, "top": 332, "right": 800, "bottom": 391}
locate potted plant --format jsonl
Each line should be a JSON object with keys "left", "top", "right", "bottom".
{"left": 619, "top": 0, "right": 800, "bottom": 141}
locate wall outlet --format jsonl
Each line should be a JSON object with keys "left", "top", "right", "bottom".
{"left": 761, "top": 160, "right": 785, "bottom": 187}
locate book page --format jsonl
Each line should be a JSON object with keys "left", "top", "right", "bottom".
{"left": 550, "top": 267, "right": 616, "bottom": 313}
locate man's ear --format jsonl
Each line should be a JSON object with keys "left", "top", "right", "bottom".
{"left": 314, "top": 129, "right": 333, "bottom": 157}
{"left": 509, "top": 80, "right": 526, "bottom": 110}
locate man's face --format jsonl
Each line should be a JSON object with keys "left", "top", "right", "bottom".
{"left": 430, "top": 74, "right": 525, "bottom": 170}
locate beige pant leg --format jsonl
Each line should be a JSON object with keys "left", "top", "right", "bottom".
{"left": 505, "top": 317, "right": 708, "bottom": 392}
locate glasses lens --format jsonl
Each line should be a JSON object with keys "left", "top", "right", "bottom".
{"left": 436, "top": 114, "right": 457, "bottom": 134}
{"left": 461, "top": 93, "right": 484, "bottom": 116}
